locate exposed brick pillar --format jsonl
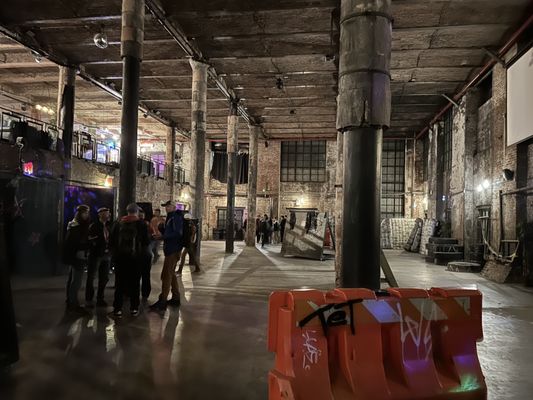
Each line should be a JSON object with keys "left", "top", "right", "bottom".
{"left": 56, "top": 66, "right": 76, "bottom": 165}
{"left": 334, "top": 131, "right": 343, "bottom": 287}
{"left": 165, "top": 125, "right": 176, "bottom": 200}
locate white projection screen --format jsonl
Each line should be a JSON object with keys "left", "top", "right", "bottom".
{"left": 507, "top": 47, "right": 533, "bottom": 146}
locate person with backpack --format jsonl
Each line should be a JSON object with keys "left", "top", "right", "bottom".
{"left": 176, "top": 213, "right": 201, "bottom": 276}
{"left": 64, "top": 204, "right": 91, "bottom": 314}
{"left": 110, "top": 203, "right": 149, "bottom": 317}
{"left": 150, "top": 201, "right": 184, "bottom": 312}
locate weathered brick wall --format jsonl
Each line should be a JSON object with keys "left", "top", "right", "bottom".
{"left": 69, "top": 157, "right": 180, "bottom": 212}
{"left": 201, "top": 139, "right": 338, "bottom": 238}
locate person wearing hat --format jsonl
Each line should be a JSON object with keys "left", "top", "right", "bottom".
{"left": 63, "top": 204, "right": 91, "bottom": 314}
{"left": 150, "top": 200, "right": 184, "bottom": 312}
{"left": 109, "top": 203, "right": 150, "bottom": 317}
{"left": 85, "top": 207, "right": 111, "bottom": 307}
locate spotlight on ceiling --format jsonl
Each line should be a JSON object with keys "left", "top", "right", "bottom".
{"left": 93, "top": 28, "right": 109, "bottom": 49}
{"left": 265, "top": 141, "right": 269, "bottom": 148}
{"left": 289, "top": 109, "right": 295, "bottom": 115}
{"left": 276, "top": 78, "right": 284, "bottom": 90}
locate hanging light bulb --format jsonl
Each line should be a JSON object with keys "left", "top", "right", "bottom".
{"left": 93, "top": 27, "right": 109, "bottom": 49}
{"left": 35, "top": 104, "right": 42, "bottom": 111}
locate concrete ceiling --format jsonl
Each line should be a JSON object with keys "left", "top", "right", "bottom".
{"left": 0, "top": 0, "right": 531, "bottom": 141}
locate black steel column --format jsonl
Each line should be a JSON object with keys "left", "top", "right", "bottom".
{"left": 337, "top": 0, "right": 392, "bottom": 289}
{"left": 225, "top": 100, "right": 239, "bottom": 253}
{"left": 118, "top": 0, "right": 144, "bottom": 216}
{"left": 57, "top": 66, "right": 76, "bottom": 163}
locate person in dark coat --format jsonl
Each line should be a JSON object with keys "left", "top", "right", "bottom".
{"left": 85, "top": 207, "right": 111, "bottom": 307}
{"left": 280, "top": 215, "right": 287, "bottom": 243}
{"left": 64, "top": 204, "right": 90, "bottom": 313}
{"left": 138, "top": 208, "right": 154, "bottom": 300}
{"left": 255, "top": 215, "right": 261, "bottom": 243}
{"left": 109, "top": 203, "right": 150, "bottom": 317}
{"left": 261, "top": 214, "right": 270, "bottom": 248}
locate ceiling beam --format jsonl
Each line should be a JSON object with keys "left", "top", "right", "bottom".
{"left": 145, "top": 0, "right": 259, "bottom": 127}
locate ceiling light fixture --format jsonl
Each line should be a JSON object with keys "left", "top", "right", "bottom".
{"left": 93, "top": 26, "right": 109, "bottom": 49}
{"left": 276, "top": 78, "right": 284, "bottom": 90}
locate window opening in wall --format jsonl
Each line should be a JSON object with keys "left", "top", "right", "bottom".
{"left": 217, "top": 208, "right": 227, "bottom": 230}
{"left": 280, "top": 140, "right": 326, "bottom": 182}
{"left": 381, "top": 140, "right": 405, "bottom": 218}
{"left": 477, "top": 72, "right": 493, "bottom": 105}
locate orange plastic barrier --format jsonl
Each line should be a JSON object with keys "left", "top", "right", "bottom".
{"left": 268, "top": 288, "right": 487, "bottom": 400}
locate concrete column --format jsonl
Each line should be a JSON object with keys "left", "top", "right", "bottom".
{"left": 405, "top": 139, "right": 415, "bottom": 218}
{"left": 166, "top": 125, "right": 176, "bottom": 200}
{"left": 225, "top": 100, "right": 239, "bottom": 254}
{"left": 334, "top": 131, "right": 343, "bottom": 287}
{"left": 118, "top": 0, "right": 144, "bottom": 216}
{"left": 245, "top": 124, "right": 260, "bottom": 247}
{"left": 336, "top": 0, "right": 392, "bottom": 289}
{"left": 189, "top": 59, "right": 208, "bottom": 259}
{"left": 56, "top": 66, "right": 76, "bottom": 162}
{"left": 450, "top": 89, "right": 480, "bottom": 261}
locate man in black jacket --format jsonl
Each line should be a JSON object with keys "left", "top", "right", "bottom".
{"left": 64, "top": 204, "right": 90, "bottom": 313}
{"left": 86, "top": 207, "right": 111, "bottom": 307}
{"left": 110, "top": 203, "right": 150, "bottom": 317}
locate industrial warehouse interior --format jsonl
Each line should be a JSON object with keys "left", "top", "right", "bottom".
{"left": 0, "top": 1, "right": 532, "bottom": 399}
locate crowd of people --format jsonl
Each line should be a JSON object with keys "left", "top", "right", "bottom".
{"left": 63, "top": 201, "right": 200, "bottom": 317}
{"left": 254, "top": 214, "right": 287, "bottom": 248}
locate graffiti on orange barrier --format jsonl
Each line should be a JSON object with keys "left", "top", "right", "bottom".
{"left": 301, "top": 330, "right": 321, "bottom": 370}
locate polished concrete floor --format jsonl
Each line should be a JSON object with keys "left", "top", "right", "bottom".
{"left": 2, "top": 242, "right": 533, "bottom": 400}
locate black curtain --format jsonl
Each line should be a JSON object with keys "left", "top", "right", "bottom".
{"left": 211, "top": 152, "right": 249, "bottom": 184}
{"left": 0, "top": 179, "right": 19, "bottom": 367}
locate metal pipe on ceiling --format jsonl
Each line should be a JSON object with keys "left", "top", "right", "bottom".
{"left": 415, "top": 13, "right": 533, "bottom": 140}
{"left": 144, "top": 0, "right": 257, "bottom": 128}
{"left": 0, "top": 23, "right": 189, "bottom": 138}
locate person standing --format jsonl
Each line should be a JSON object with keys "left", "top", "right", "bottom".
{"left": 110, "top": 203, "right": 149, "bottom": 317}
{"left": 280, "top": 215, "right": 287, "bottom": 243}
{"left": 177, "top": 213, "right": 201, "bottom": 276}
{"left": 255, "top": 215, "right": 262, "bottom": 244}
{"left": 138, "top": 208, "right": 154, "bottom": 301}
{"left": 261, "top": 214, "right": 270, "bottom": 248}
{"left": 86, "top": 207, "right": 111, "bottom": 307}
{"left": 150, "top": 201, "right": 184, "bottom": 312}
{"left": 149, "top": 208, "right": 165, "bottom": 263}
{"left": 273, "top": 217, "right": 280, "bottom": 244}
{"left": 64, "top": 204, "right": 90, "bottom": 314}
